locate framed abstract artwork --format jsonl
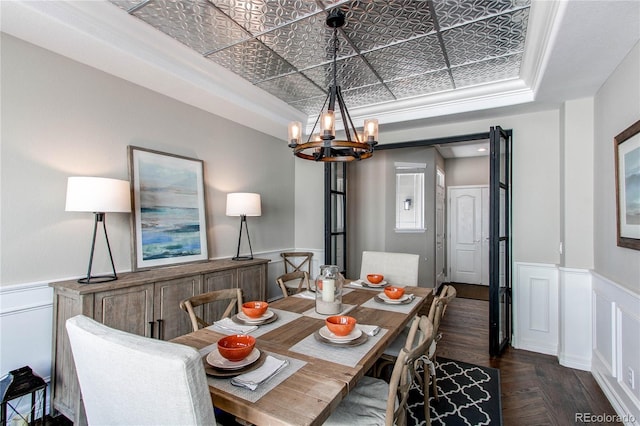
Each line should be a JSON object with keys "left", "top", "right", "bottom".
{"left": 128, "top": 146, "right": 209, "bottom": 270}
{"left": 614, "top": 120, "right": 640, "bottom": 250}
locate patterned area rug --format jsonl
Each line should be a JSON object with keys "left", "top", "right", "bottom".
{"left": 406, "top": 357, "right": 502, "bottom": 426}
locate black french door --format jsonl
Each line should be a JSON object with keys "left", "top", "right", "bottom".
{"left": 489, "top": 126, "right": 512, "bottom": 357}
{"left": 324, "top": 162, "right": 347, "bottom": 274}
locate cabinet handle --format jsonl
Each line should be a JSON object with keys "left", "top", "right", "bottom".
{"left": 148, "top": 321, "right": 155, "bottom": 338}
{"left": 157, "top": 319, "right": 164, "bottom": 340}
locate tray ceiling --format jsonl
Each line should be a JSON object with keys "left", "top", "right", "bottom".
{"left": 108, "top": 0, "right": 530, "bottom": 116}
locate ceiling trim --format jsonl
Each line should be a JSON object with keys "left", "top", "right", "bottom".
{"left": 1, "top": 0, "right": 563, "bottom": 140}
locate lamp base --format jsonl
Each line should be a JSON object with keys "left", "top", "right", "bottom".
{"left": 78, "top": 274, "right": 117, "bottom": 284}
{"left": 231, "top": 256, "right": 254, "bottom": 261}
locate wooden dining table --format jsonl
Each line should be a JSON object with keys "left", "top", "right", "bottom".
{"left": 171, "top": 284, "right": 432, "bottom": 426}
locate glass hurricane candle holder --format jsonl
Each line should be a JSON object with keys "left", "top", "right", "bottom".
{"left": 315, "top": 265, "right": 344, "bottom": 315}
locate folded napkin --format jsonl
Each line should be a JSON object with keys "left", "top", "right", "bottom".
{"left": 294, "top": 290, "right": 316, "bottom": 300}
{"left": 231, "top": 356, "right": 289, "bottom": 391}
{"left": 210, "top": 318, "right": 258, "bottom": 335}
{"left": 357, "top": 324, "right": 381, "bottom": 336}
{"left": 349, "top": 279, "right": 365, "bottom": 287}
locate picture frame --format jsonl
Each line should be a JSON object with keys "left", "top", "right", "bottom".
{"left": 614, "top": 120, "right": 640, "bottom": 250}
{"left": 128, "top": 146, "right": 209, "bottom": 270}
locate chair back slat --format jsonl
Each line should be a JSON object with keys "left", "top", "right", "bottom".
{"left": 276, "top": 271, "right": 310, "bottom": 298}
{"left": 280, "top": 252, "right": 314, "bottom": 274}
{"left": 179, "top": 288, "right": 244, "bottom": 332}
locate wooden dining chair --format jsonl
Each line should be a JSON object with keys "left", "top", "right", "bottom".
{"left": 359, "top": 251, "right": 420, "bottom": 286}
{"left": 425, "top": 284, "right": 456, "bottom": 401}
{"left": 179, "top": 288, "right": 244, "bottom": 332}
{"left": 277, "top": 270, "right": 310, "bottom": 297}
{"left": 323, "top": 316, "right": 434, "bottom": 426}
{"left": 66, "top": 315, "right": 217, "bottom": 426}
{"left": 280, "top": 251, "right": 314, "bottom": 274}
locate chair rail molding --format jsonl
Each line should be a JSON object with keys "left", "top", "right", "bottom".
{"left": 592, "top": 271, "right": 640, "bottom": 425}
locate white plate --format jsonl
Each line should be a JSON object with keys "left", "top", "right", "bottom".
{"left": 365, "top": 280, "right": 388, "bottom": 287}
{"left": 319, "top": 326, "right": 363, "bottom": 342}
{"left": 237, "top": 309, "right": 275, "bottom": 323}
{"left": 206, "top": 347, "right": 261, "bottom": 370}
{"left": 378, "top": 293, "right": 411, "bottom": 304}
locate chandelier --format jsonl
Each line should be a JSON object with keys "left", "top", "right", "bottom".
{"left": 287, "top": 9, "right": 378, "bottom": 162}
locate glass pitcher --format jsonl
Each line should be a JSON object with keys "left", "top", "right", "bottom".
{"left": 315, "top": 265, "right": 344, "bottom": 315}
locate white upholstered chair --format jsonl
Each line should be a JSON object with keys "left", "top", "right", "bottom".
{"left": 66, "top": 315, "right": 217, "bottom": 426}
{"left": 359, "top": 251, "right": 420, "bottom": 286}
{"left": 323, "top": 316, "right": 434, "bottom": 426}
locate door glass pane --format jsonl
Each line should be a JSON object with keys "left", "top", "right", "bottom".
{"left": 332, "top": 163, "right": 345, "bottom": 192}
{"left": 500, "top": 187, "right": 506, "bottom": 236}
{"left": 331, "top": 193, "right": 344, "bottom": 233}
{"left": 499, "top": 289, "right": 507, "bottom": 342}
{"left": 331, "top": 235, "right": 345, "bottom": 272}
{"left": 499, "top": 240, "right": 506, "bottom": 288}
{"left": 500, "top": 137, "right": 506, "bottom": 183}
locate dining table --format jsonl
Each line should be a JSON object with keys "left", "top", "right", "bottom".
{"left": 171, "top": 282, "right": 433, "bottom": 426}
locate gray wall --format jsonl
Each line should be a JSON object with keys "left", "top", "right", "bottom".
{"left": 1, "top": 34, "right": 295, "bottom": 286}
{"left": 445, "top": 156, "right": 489, "bottom": 186}
{"left": 594, "top": 40, "right": 640, "bottom": 292}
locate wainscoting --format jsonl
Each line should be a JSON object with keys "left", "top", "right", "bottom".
{"left": 592, "top": 272, "right": 640, "bottom": 425}
{"left": 513, "top": 262, "right": 639, "bottom": 424}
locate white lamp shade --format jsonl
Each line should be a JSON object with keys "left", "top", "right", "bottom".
{"left": 226, "top": 193, "right": 261, "bottom": 217}
{"left": 65, "top": 177, "right": 131, "bottom": 213}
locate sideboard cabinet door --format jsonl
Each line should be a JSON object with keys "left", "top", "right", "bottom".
{"left": 237, "top": 264, "right": 266, "bottom": 302}
{"left": 202, "top": 269, "right": 237, "bottom": 324}
{"left": 154, "top": 275, "right": 202, "bottom": 340}
{"left": 93, "top": 284, "right": 154, "bottom": 337}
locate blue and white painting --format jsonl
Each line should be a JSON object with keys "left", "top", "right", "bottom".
{"left": 624, "top": 145, "right": 640, "bottom": 226}
{"left": 132, "top": 148, "right": 208, "bottom": 268}
{"left": 619, "top": 132, "right": 640, "bottom": 241}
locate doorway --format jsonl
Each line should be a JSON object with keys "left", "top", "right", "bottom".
{"left": 341, "top": 128, "right": 512, "bottom": 356}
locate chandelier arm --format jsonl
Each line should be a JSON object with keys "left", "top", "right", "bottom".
{"left": 336, "top": 86, "right": 360, "bottom": 142}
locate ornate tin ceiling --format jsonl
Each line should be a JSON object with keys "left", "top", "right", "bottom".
{"left": 108, "top": 0, "right": 530, "bottom": 116}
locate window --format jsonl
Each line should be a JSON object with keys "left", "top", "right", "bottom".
{"left": 395, "top": 162, "right": 425, "bottom": 232}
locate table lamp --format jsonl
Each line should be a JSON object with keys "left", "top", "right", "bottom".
{"left": 226, "top": 193, "right": 261, "bottom": 261}
{"left": 65, "top": 177, "right": 131, "bottom": 283}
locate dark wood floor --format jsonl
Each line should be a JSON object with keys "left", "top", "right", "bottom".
{"left": 437, "top": 295, "right": 621, "bottom": 425}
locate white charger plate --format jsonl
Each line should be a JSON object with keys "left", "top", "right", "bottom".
{"left": 318, "top": 325, "right": 363, "bottom": 343}
{"left": 378, "top": 293, "right": 411, "bottom": 304}
{"left": 237, "top": 309, "right": 275, "bottom": 323}
{"left": 364, "top": 280, "right": 388, "bottom": 287}
{"left": 206, "top": 347, "right": 261, "bottom": 370}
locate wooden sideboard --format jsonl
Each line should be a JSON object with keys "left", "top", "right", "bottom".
{"left": 49, "top": 258, "right": 269, "bottom": 424}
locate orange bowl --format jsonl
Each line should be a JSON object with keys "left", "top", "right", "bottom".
{"left": 367, "top": 274, "right": 384, "bottom": 284}
{"left": 326, "top": 315, "right": 357, "bottom": 336}
{"left": 384, "top": 286, "right": 405, "bottom": 300}
{"left": 217, "top": 335, "right": 256, "bottom": 361}
{"left": 242, "top": 301, "right": 269, "bottom": 318}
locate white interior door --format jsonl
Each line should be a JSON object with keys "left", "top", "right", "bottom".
{"left": 448, "top": 186, "right": 488, "bottom": 284}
